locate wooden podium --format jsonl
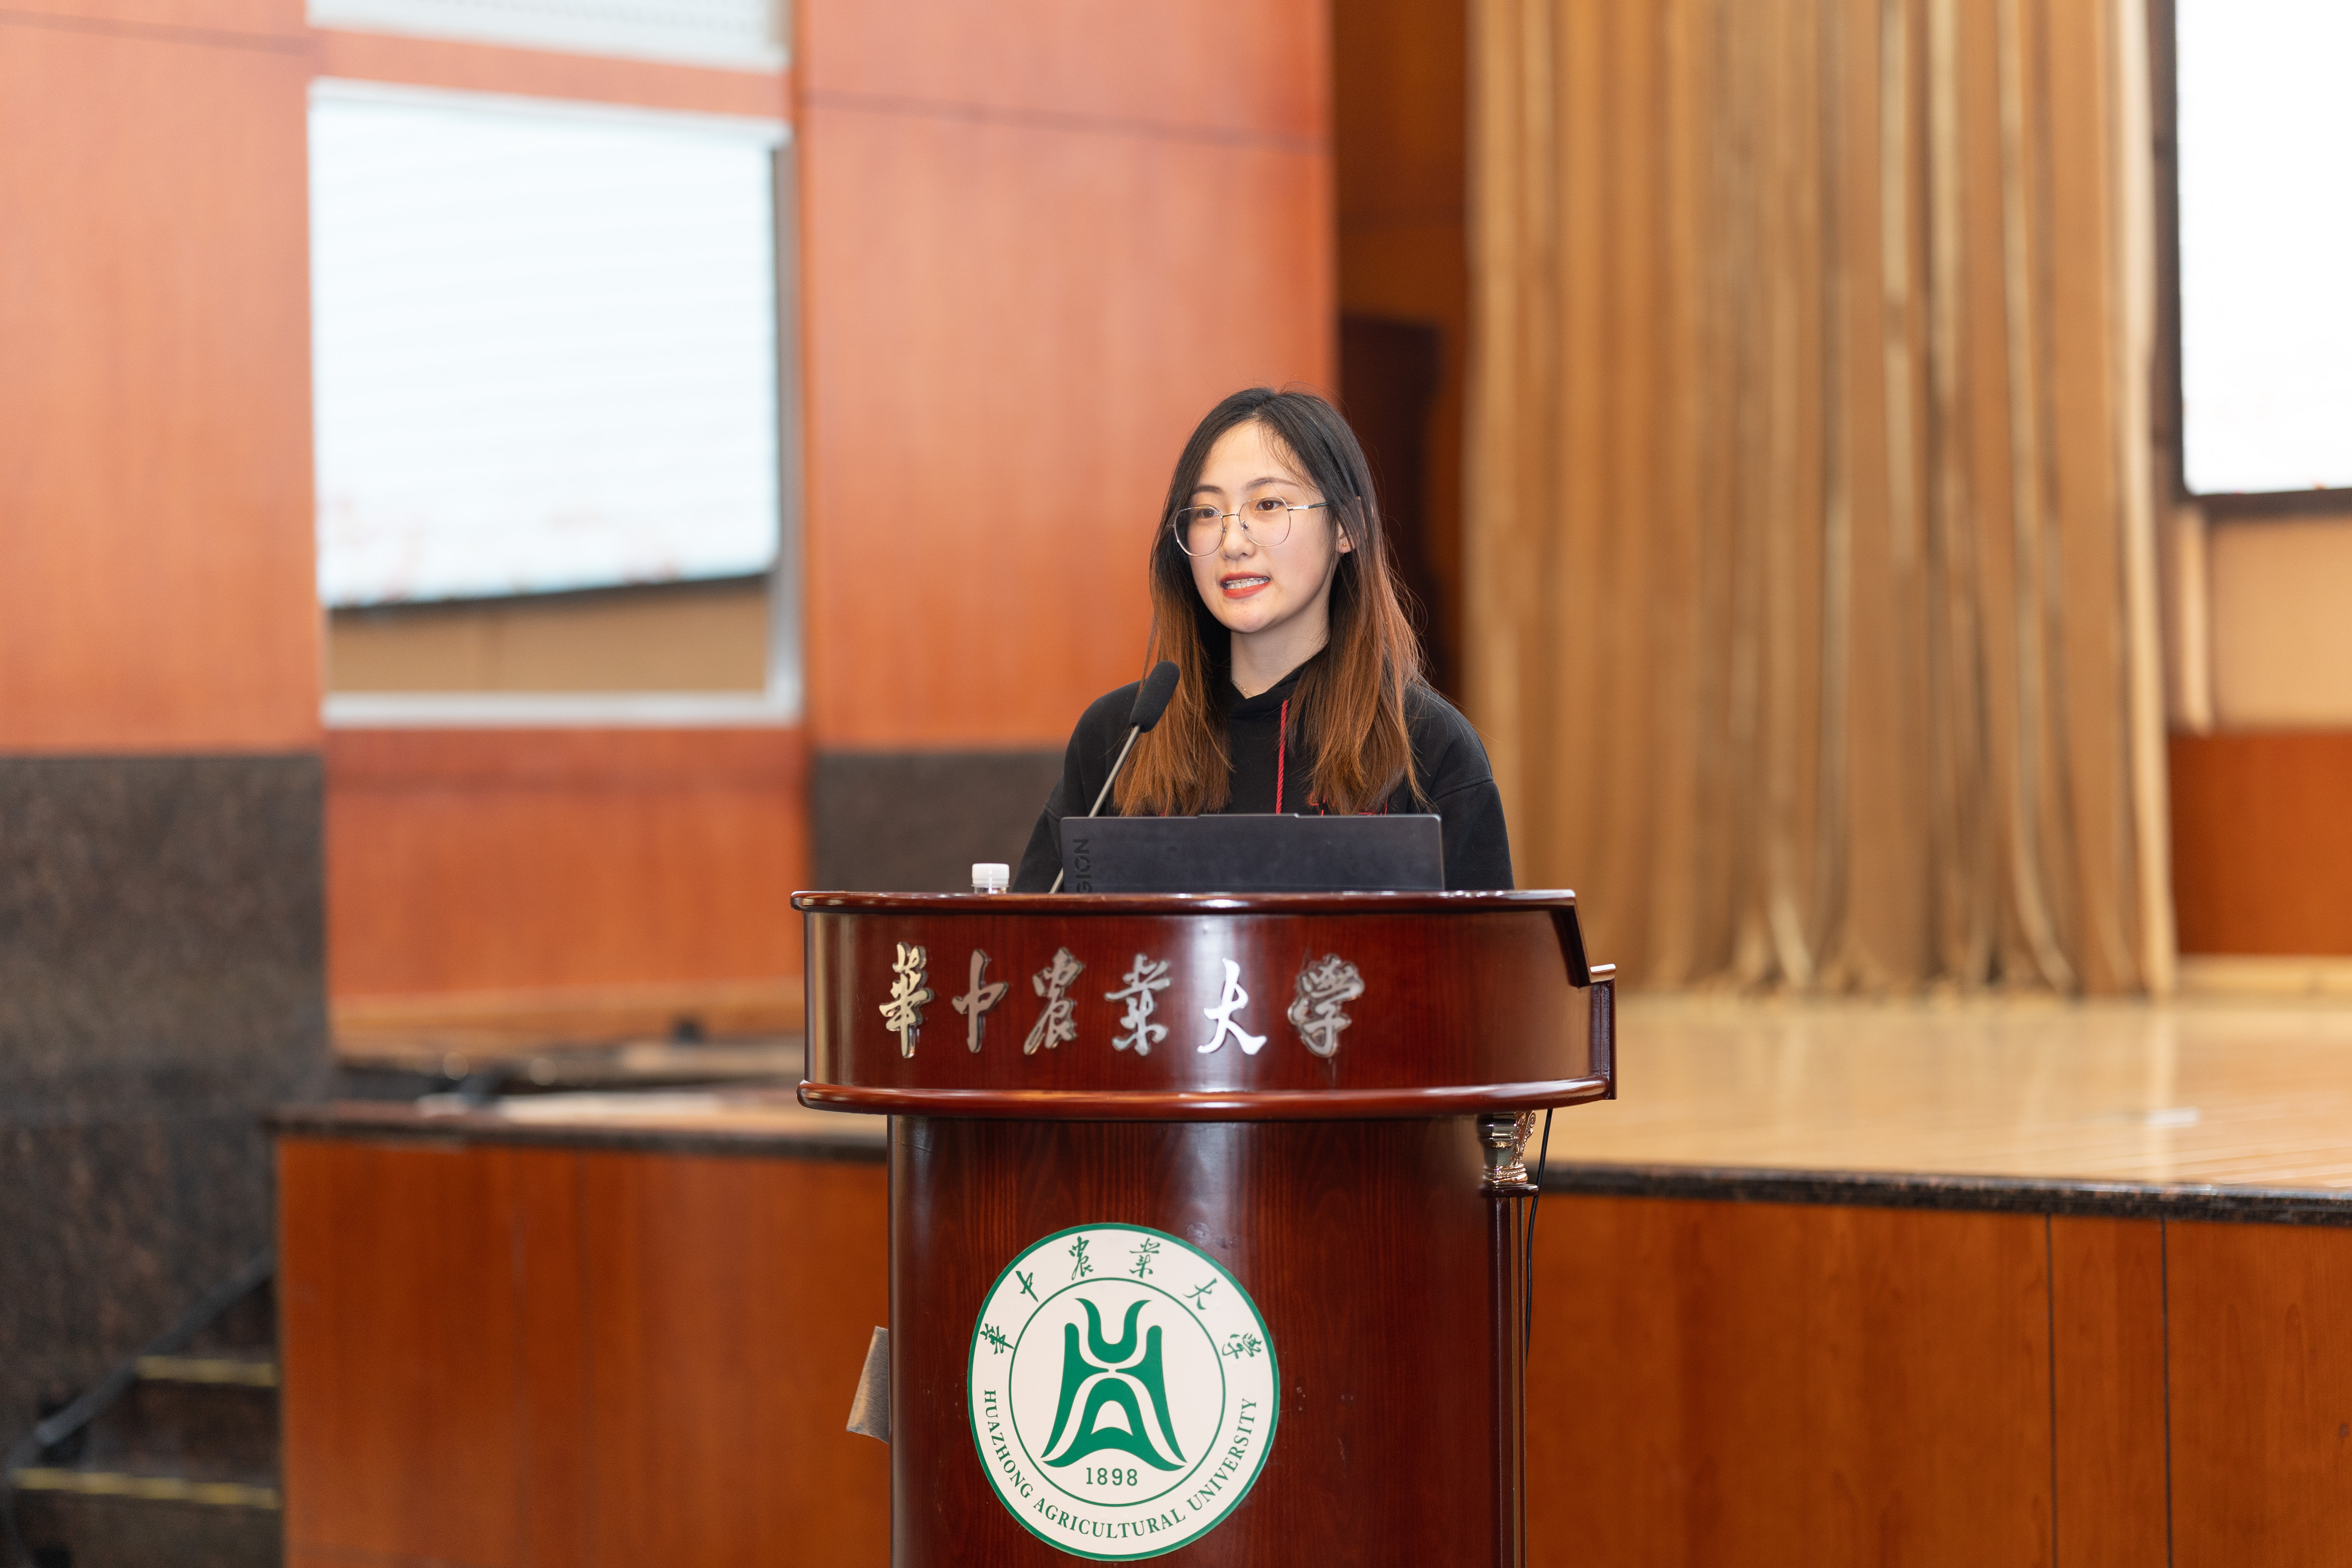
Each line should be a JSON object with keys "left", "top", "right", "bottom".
{"left": 796, "top": 890, "right": 1615, "bottom": 1566}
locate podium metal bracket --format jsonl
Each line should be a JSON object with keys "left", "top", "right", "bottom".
{"left": 1479, "top": 1109, "right": 1542, "bottom": 1192}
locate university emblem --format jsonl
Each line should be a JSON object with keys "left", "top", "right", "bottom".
{"left": 968, "top": 1224, "right": 1278, "bottom": 1560}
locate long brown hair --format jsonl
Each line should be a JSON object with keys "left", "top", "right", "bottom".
{"left": 1115, "top": 388, "right": 1426, "bottom": 816}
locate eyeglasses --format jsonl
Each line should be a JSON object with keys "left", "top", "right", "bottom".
{"left": 1169, "top": 495, "right": 1330, "bottom": 557}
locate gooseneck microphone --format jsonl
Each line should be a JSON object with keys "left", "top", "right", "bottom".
{"left": 1050, "top": 660, "right": 1179, "bottom": 893}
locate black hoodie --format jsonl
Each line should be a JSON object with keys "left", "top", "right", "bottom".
{"left": 1012, "top": 657, "right": 1514, "bottom": 892}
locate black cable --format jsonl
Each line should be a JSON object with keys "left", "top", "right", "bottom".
{"left": 1521, "top": 1108, "right": 1554, "bottom": 1353}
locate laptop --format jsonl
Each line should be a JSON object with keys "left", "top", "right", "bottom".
{"left": 1057, "top": 814, "right": 1445, "bottom": 893}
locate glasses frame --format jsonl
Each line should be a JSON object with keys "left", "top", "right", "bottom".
{"left": 1168, "top": 498, "right": 1331, "bottom": 557}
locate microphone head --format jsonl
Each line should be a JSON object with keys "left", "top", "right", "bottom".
{"left": 1130, "top": 660, "right": 1181, "bottom": 733}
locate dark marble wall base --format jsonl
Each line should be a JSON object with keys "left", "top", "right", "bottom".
{"left": 811, "top": 748, "right": 1061, "bottom": 892}
{"left": 0, "top": 755, "right": 327, "bottom": 1441}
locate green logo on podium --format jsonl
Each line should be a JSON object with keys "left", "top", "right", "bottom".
{"left": 1042, "top": 1298, "right": 1186, "bottom": 1470}
{"left": 968, "top": 1224, "right": 1278, "bottom": 1560}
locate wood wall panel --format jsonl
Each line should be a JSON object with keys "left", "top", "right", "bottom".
{"left": 2170, "top": 733, "right": 2352, "bottom": 956}
{"left": 1332, "top": 0, "right": 1463, "bottom": 223}
{"left": 312, "top": 27, "right": 788, "bottom": 117}
{"left": 278, "top": 1137, "right": 890, "bottom": 1568}
{"left": 0, "top": 18, "right": 320, "bottom": 752}
{"left": 796, "top": 0, "right": 1333, "bottom": 749}
{"left": 799, "top": 104, "right": 1333, "bottom": 747}
{"left": 580, "top": 1153, "right": 889, "bottom": 1565}
{"left": 2168, "top": 1221, "right": 2352, "bottom": 1565}
{"left": 799, "top": 0, "right": 1325, "bottom": 141}
{"left": 324, "top": 728, "right": 807, "bottom": 998}
{"left": 1333, "top": 0, "right": 1466, "bottom": 690}
{"left": 2050, "top": 1217, "right": 2171, "bottom": 1568}
{"left": 1524, "top": 1195, "right": 2055, "bottom": 1568}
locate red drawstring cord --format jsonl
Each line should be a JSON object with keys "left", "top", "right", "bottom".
{"left": 1270, "top": 696, "right": 1401, "bottom": 816}
{"left": 1275, "top": 698, "right": 1288, "bottom": 811}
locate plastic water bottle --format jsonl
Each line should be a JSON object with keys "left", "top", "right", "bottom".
{"left": 971, "top": 862, "right": 1010, "bottom": 894}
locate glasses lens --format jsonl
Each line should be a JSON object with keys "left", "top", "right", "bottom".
{"left": 1242, "top": 494, "right": 1296, "bottom": 548}
{"left": 1174, "top": 506, "right": 1223, "bottom": 556}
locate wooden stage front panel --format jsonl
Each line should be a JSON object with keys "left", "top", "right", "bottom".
{"left": 1524, "top": 1199, "right": 2352, "bottom": 1568}
{"left": 2049, "top": 1216, "right": 2171, "bottom": 1568}
{"left": 276, "top": 1126, "right": 888, "bottom": 1568}
{"left": 2167, "top": 1222, "right": 2352, "bottom": 1564}
{"left": 277, "top": 998, "right": 2352, "bottom": 1565}
{"left": 1517, "top": 997, "right": 2352, "bottom": 1568}
{"left": 1529, "top": 1198, "right": 2060, "bottom": 1564}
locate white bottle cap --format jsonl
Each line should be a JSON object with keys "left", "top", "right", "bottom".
{"left": 971, "top": 863, "right": 1011, "bottom": 893}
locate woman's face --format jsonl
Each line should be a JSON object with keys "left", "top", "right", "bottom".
{"left": 1183, "top": 419, "right": 1351, "bottom": 645}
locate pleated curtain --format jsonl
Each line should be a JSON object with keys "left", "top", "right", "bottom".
{"left": 1466, "top": 0, "right": 2174, "bottom": 993}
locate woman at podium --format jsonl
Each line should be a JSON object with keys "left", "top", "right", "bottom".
{"left": 1013, "top": 387, "right": 1512, "bottom": 892}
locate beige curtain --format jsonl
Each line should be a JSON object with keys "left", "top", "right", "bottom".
{"left": 1466, "top": 0, "right": 2173, "bottom": 994}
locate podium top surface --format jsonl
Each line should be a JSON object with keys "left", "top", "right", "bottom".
{"left": 795, "top": 889, "right": 1612, "bottom": 1121}
{"left": 791, "top": 889, "right": 1577, "bottom": 915}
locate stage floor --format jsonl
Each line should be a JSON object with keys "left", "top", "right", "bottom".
{"left": 1561, "top": 993, "right": 2352, "bottom": 1191}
